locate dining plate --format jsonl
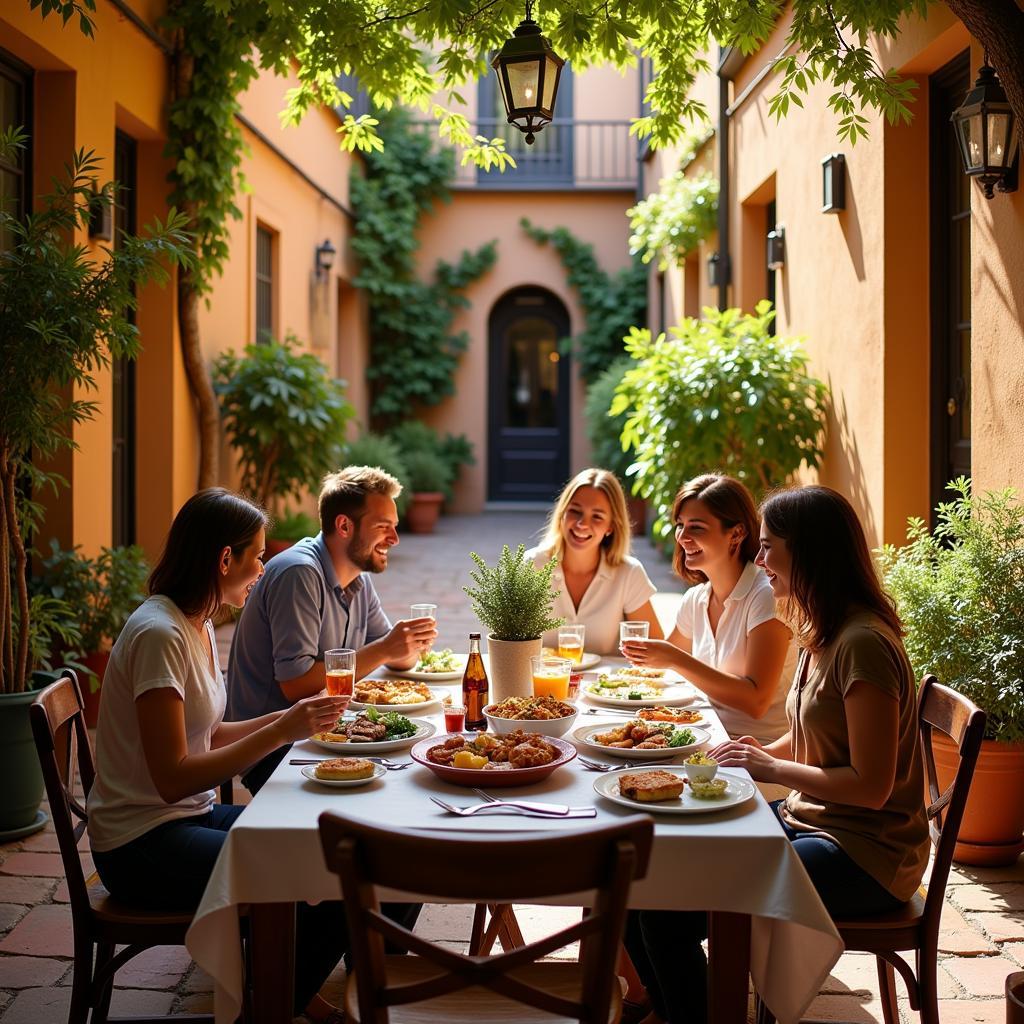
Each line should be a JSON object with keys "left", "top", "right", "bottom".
{"left": 410, "top": 734, "right": 577, "bottom": 787}
{"left": 300, "top": 763, "right": 386, "bottom": 788}
{"left": 307, "top": 719, "right": 436, "bottom": 754}
{"left": 582, "top": 682, "right": 696, "bottom": 709}
{"left": 542, "top": 649, "right": 602, "bottom": 670}
{"left": 391, "top": 656, "right": 467, "bottom": 682}
{"left": 572, "top": 722, "right": 710, "bottom": 759}
{"left": 349, "top": 689, "right": 445, "bottom": 715}
{"left": 593, "top": 767, "right": 756, "bottom": 814}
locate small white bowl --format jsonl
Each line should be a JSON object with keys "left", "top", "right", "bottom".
{"left": 483, "top": 703, "right": 578, "bottom": 738}
{"left": 682, "top": 759, "right": 719, "bottom": 784}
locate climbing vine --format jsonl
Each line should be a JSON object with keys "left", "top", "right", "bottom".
{"left": 351, "top": 111, "right": 497, "bottom": 426}
{"left": 520, "top": 219, "right": 647, "bottom": 385}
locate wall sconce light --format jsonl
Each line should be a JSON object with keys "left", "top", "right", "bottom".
{"left": 766, "top": 225, "right": 785, "bottom": 271}
{"left": 491, "top": 0, "right": 565, "bottom": 144}
{"left": 951, "top": 62, "right": 1019, "bottom": 199}
{"left": 707, "top": 251, "right": 722, "bottom": 289}
{"left": 315, "top": 239, "right": 337, "bottom": 279}
{"left": 821, "top": 153, "right": 846, "bottom": 213}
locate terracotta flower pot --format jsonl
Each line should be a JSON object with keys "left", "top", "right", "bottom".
{"left": 486, "top": 634, "right": 542, "bottom": 702}
{"left": 627, "top": 496, "right": 647, "bottom": 536}
{"left": 264, "top": 538, "right": 296, "bottom": 561}
{"left": 406, "top": 492, "right": 444, "bottom": 534}
{"left": 932, "top": 732, "right": 1024, "bottom": 866}
{"left": 1008, "top": 972, "right": 1024, "bottom": 1024}
{"left": 80, "top": 650, "right": 111, "bottom": 729}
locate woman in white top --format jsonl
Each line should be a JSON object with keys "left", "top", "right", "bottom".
{"left": 88, "top": 488, "right": 349, "bottom": 1024}
{"left": 620, "top": 473, "right": 795, "bottom": 743}
{"left": 526, "top": 469, "right": 662, "bottom": 655}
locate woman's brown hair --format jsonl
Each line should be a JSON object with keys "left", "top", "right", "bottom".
{"left": 671, "top": 474, "right": 760, "bottom": 584}
{"left": 760, "top": 485, "right": 903, "bottom": 651}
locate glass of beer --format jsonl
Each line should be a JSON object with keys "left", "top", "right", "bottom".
{"left": 557, "top": 624, "right": 586, "bottom": 664}
{"left": 325, "top": 648, "right": 356, "bottom": 713}
{"left": 531, "top": 656, "right": 572, "bottom": 700}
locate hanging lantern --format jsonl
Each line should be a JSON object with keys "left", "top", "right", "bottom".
{"left": 951, "top": 63, "right": 1020, "bottom": 199}
{"left": 490, "top": 1, "right": 565, "bottom": 145}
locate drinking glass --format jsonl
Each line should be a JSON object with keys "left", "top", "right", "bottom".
{"left": 444, "top": 703, "right": 467, "bottom": 733}
{"left": 557, "top": 624, "right": 586, "bottom": 664}
{"left": 410, "top": 603, "right": 437, "bottom": 654}
{"left": 620, "top": 621, "right": 649, "bottom": 665}
{"left": 531, "top": 656, "right": 572, "bottom": 700}
{"left": 324, "top": 648, "right": 355, "bottom": 713}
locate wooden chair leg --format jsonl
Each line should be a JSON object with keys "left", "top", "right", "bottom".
{"left": 753, "top": 992, "right": 776, "bottom": 1024}
{"left": 91, "top": 940, "right": 116, "bottom": 1024}
{"left": 496, "top": 904, "right": 525, "bottom": 950}
{"left": 916, "top": 949, "right": 940, "bottom": 1024}
{"left": 470, "top": 903, "right": 525, "bottom": 955}
{"left": 876, "top": 956, "right": 899, "bottom": 1024}
{"left": 67, "top": 936, "right": 94, "bottom": 1024}
{"left": 469, "top": 903, "right": 488, "bottom": 955}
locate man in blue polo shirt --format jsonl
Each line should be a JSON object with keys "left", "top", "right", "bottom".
{"left": 227, "top": 465, "right": 437, "bottom": 793}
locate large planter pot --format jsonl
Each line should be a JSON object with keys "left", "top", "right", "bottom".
{"left": 486, "top": 635, "right": 542, "bottom": 702}
{"left": 80, "top": 650, "right": 110, "bottom": 729}
{"left": 0, "top": 680, "right": 50, "bottom": 840}
{"left": 933, "top": 732, "right": 1024, "bottom": 866}
{"left": 1008, "top": 973, "right": 1024, "bottom": 1024}
{"left": 406, "top": 492, "right": 444, "bottom": 535}
{"left": 264, "top": 538, "right": 296, "bottom": 561}
{"left": 627, "top": 496, "right": 647, "bottom": 537}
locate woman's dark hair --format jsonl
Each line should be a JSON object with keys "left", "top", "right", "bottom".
{"left": 671, "top": 474, "right": 761, "bottom": 584}
{"left": 149, "top": 488, "right": 267, "bottom": 620}
{"left": 760, "top": 485, "right": 903, "bottom": 650}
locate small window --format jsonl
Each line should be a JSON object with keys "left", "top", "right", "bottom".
{"left": 0, "top": 50, "right": 31, "bottom": 253}
{"left": 255, "top": 225, "right": 275, "bottom": 343}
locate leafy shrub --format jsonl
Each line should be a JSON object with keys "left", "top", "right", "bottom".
{"left": 213, "top": 334, "right": 355, "bottom": 510}
{"left": 387, "top": 420, "right": 474, "bottom": 501}
{"left": 270, "top": 509, "right": 320, "bottom": 543}
{"left": 878, "top": 478, "right": 1024, "bottom": 743}
{"left": 463, "top": 545, "right": 565, "bottom": 642}
{"left": 613, "top": 302, "right": 829, "bottom": 538}
{"left": 584, "top": 358, "right": 635, "bottom": 484}
{"left": 344, "top": 433, "right": 410, "bottom": 517}
{"left": 628, "top": 172, "right": 719, "bottom": 270}
{"left": 403, "top": 450, "right": 453, "bottom": 494}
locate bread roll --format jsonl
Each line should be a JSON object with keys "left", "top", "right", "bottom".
{"left": 618, "top": 770, "right": 685, "bottom": 802}
{"left": 314, "top": 757, "right": 374, "bottom": 781}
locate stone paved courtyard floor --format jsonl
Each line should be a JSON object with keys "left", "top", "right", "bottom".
{"left": 1, "top": 512, "right": 1022, "bottom": 1021}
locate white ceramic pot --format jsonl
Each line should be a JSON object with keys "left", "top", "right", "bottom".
{"left": 485, "top": 634, "right": 542, "bottom": 701}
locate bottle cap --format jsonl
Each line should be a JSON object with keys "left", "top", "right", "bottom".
{"left": 469, "top": 632, "right": 480, "bottom": 639}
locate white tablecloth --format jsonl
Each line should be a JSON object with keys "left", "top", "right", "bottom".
{"left": 187, "top": 678, "right": 842, "bottom": 1023}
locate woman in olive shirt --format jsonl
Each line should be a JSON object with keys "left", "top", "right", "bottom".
{"left": 627, "top": 486, "right": 928, "bottom": 1024}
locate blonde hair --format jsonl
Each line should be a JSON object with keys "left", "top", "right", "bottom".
{"left": 540, "top": 469, "right": 632, "bottom": 567}
{"left": 319, "top": 466, "right": 402, "bottom": 534}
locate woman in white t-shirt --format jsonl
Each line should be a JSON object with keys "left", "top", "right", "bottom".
{"left": 88, "top": 488, "right": 350, "bottom": 1024}
{"left": 526, "top": 469, "right": 662, "bottom": 655}
{"left": 620, "top": 474, "right": 795, "bottom": 743}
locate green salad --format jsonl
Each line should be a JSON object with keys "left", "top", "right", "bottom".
{"left": 414, "top": 648, "right": 461, "bottom": 673}
{"left": 362, "top": 706, "right": 417, "bottom": 739}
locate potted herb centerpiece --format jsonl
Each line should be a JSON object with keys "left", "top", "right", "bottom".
{"left": 463, "top": 545, "right": 564, "bottom": 701}
{"left": 879, "top": 478, "right": 1024, "bottom": 865}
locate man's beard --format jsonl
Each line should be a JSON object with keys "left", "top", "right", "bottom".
{"left": 349, "top": 528, "right": 386, "bottom": 574}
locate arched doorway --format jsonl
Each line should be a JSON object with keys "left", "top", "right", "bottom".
{"left": 488, "top": 287, "right": 571, "bottom": 502}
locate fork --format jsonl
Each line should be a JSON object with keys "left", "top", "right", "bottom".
{"left": 289, "top": 757, "right": 412, "bottom": 771}
{"left": 470, "top": 789, "right": 572, "bottom": 814}
{"left": 429, "top": 796, "right": 595, "bottom": 818}
{"left": 577, "top": 755, "right": 668, "bottom": 772}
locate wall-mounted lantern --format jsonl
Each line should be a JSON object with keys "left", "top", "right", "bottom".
{"left": 707, "top": 252, "right": 721, "bottom": 289}
{"left": 822, "top": 153, "right": 846, "bottom": 213}
{"left": 766, "top": 225, "right": 785, "bottom": 271}
{"left": 491, "top": 0, "right": 565, "bottom": 145}
{"left": 315, "top": 239, "right": 337, "bottom": 280}
{"left": 951, "top": 63, "right": 1019, "bottom": 199}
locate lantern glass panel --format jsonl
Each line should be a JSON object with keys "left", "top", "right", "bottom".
{"left": 822, "top": 161, "right": 832, "bottom": 206}
{"left": 960, "top": 115, "right": 983, "bottom": 170}
{"left": 507, "top": 60, "right": 542, "bottom": 109}
{"left": 542, "top": 56, "right": 559, "bottom": 109}
{"left": 987, "top": 112, "right": 1011, "bottom": 166}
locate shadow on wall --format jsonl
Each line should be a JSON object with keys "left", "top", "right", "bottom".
{"left": 839, "top": 162, "right": 866, "bottom": 283}
{"left": 820, "top": 383, "right": 877, "bottom": 545}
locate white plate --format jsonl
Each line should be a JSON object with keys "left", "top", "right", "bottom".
{"left": 300, "top": 763, "right": 386, "bottom": 788}
{"left": 308, "top": 719, "right": 436, "bottom": 754}
{"left": 573, "top": 722, "right": 709, "bottom": 759}
{"left": 594, "top": 767, "right": 756, "bottom": 814}
{"left": 392, "top": 656, "right": 467, "bottom": 682}
{"left": 582, "top": 683, "right": 696, "bottom": 709}
{"left": 349, "top": 688, "right": 445, "bottom": 715}
{"left": 542, "top": 649, "right": 602, "bottom": 670}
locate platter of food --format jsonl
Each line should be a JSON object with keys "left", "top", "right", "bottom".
{"left": 572, "top": 721, "right": 709, "bottom": 759}
{"left": 484, "top": 696, "right": 578, "bottom": 737}
{"left": 410, "top": 731, "right": 576, "bottom": 787}
{"left": 583, "top": 668, "right": 695, "bottom": 709}
{"left": 300, "top": 758, "right": 386, "bottom": 789}
{"left": 308, "top": 709, "right": 435, "bottom": 753}
{"left": 391, "top": 648, "right": 467, "bottom": 682}
{"left": 593, "top": 766, "right": 756, "bottom": 814}
{"left": 350, "top": 678, "right": 445, "bottom": 714}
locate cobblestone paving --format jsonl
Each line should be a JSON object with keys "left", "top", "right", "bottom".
{"left": 2, "top": 512, "right": 1022, "bottom": 1021}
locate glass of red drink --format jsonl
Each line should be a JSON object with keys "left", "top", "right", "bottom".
{"left": 444, "top": 704, "right": 466, "bottom": 733}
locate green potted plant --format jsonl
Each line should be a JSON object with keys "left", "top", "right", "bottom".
{"left": 388, "top": 420, "right": 474, "bottom": 505}
{"left": 213, "top": 333, "right": 355, "bottom": 553}
{"left": 402, "top": 450, "right": 453, "bottom": 534}
{"left": 463, "top": 545, "right": 564, "bottom": 701}
{"left": 878, "top": 478, "right": 1024, "bottom": 865}
{"left": 265, "top": 509, "right": 320, "bottom": 558}
{"left": 0, "top": 128, "right": 191, "bottom": 837}
{"left": 33, "top": 541, "right": 149, "bottom": 727}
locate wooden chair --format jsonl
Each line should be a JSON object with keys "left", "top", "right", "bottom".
{"left": 318, "top": 812, "right": 654, "bottom": 1024}
{"left": 756, "top": 673, "right": 986, "bottom": 1024}
{"left": 30, "top": 671, "right": 216, "bottom": 1024}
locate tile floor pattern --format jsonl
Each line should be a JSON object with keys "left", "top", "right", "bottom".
{"left": 2, "top": 512, "right": 1022, "bottom": 1022}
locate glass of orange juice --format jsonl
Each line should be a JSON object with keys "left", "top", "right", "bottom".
{"left": 531, "top": 656, "right": 572, "bottom": 700}
{"left": 557, "top": 625, "right": 585, "bottom": 664}
{"left": 325, "top": 648, "right": 355, "bottom": 712}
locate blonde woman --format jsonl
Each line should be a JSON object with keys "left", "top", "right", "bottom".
{"left": 526, "top": 469, "right": 662, "bottom": 654}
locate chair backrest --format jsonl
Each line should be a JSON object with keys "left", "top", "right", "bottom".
{"left": 318, "top": 812, "right": 654, "bottom": 1024}
{"left": 917, "top": 673, "right": 986, "bottom": 933}
{"left": 30, "top": 671, "right": 98, "bottom": 926}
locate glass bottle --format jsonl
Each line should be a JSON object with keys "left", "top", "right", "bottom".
{"left": 462, "top": 633, "right": 489, "bottom": 731}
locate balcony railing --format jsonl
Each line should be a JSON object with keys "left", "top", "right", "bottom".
{"left": 415, "top": 119, "right": 639, "bottom": 190}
